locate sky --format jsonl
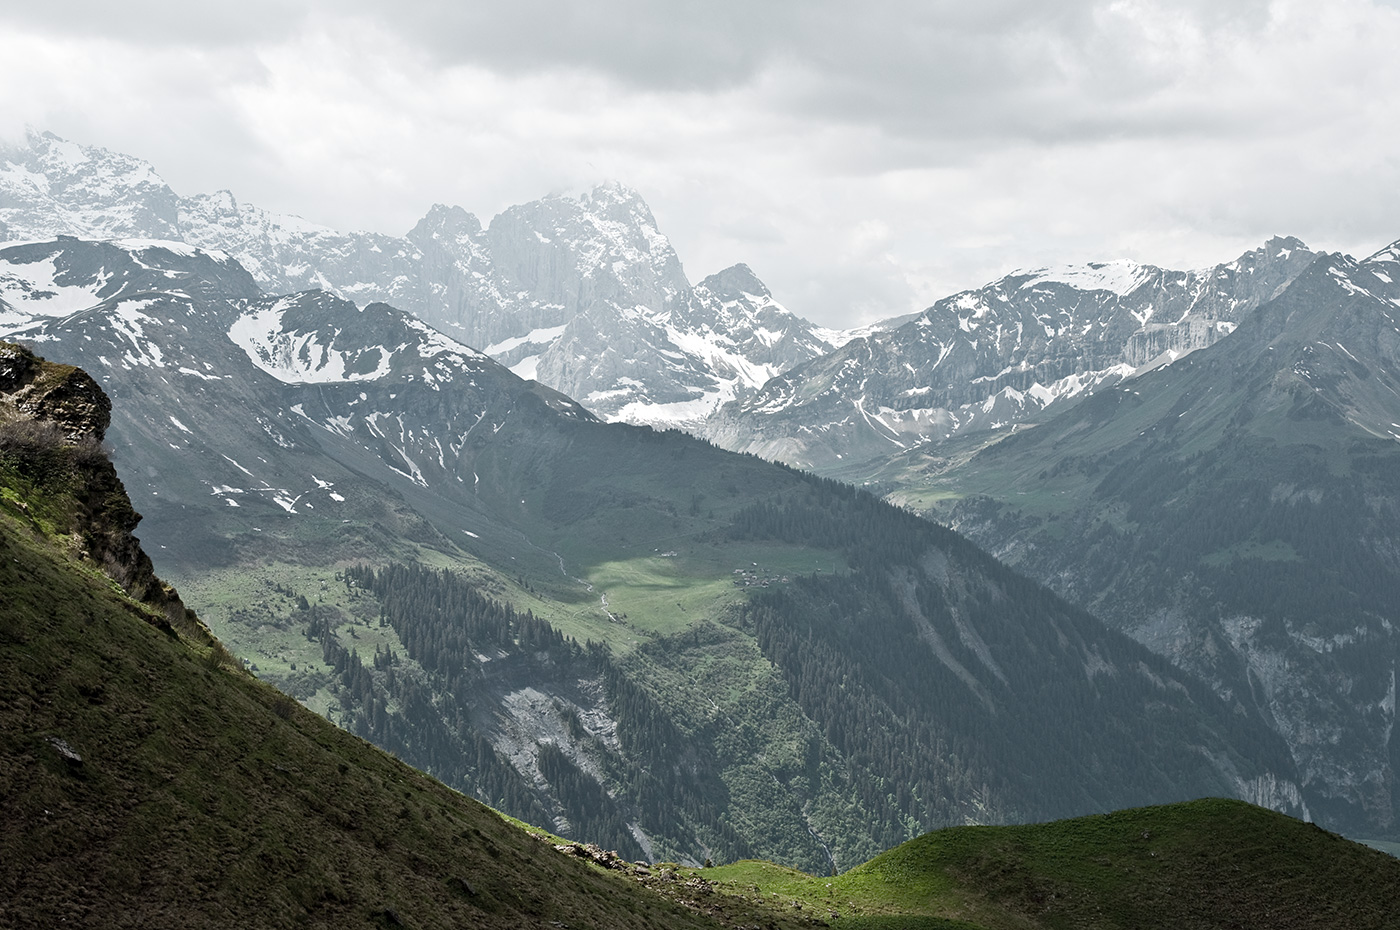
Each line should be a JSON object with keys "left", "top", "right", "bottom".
{"left": 3, "top": 0, "right": 1400, "bottom": 328}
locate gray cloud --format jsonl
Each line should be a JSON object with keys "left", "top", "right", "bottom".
{"left": 321, "top": 0, "right": 1285, "bottom": 148}
{"left": 4, "top": 0, "right": 309, "bottom": 46}
{"left": 3, "top": 1, "right": 1399, "bottom": 328}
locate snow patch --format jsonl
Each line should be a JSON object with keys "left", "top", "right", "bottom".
{"left": 1018, "top": 260, "right": 1150, "bottom": 298}
{"left": 0, "top": 252, "right": 111, "bottom": 329}
{"left": 228, "top": 298, "right": 393, "bottom": 383}
{"left": 484, "top": 324, "right": 568, "bottom": 357}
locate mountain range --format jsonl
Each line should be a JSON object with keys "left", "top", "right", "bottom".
{"left": 5, "top": 129, "right": 1328, "bottom": 470}
{"left": 703, "top": 236, "right": 1321, "bottom": 472}
{"left": 0, "top": 231, "right": 1305, "bottom": 871}
{"left": 5, "top": 127, "right": 1398, "bottom": 847}
{"left": 856, "top": 244, "right": 1400, "bottom": 836}
{"left": 0, "top": 129, "right": 851, "bottom": 429}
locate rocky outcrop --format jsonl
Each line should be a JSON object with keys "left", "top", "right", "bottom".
{"left": 0, "top": 341, "right": 185, "bottom": 622}
{"left": 0, "top": 341, "right": 111, "bottom": 440}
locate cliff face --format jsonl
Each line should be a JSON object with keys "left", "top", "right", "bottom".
{"left": 0, "top": 341, "right": 184, "bottom": 620}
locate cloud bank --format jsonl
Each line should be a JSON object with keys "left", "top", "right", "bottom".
{"left": 3, "top": 0, "right": 1399, "bottom": 326}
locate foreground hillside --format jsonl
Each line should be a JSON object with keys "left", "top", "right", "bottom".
{"left": 0, "top": 350, "right": 786, "bottom": 930}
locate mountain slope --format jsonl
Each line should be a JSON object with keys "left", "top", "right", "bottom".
{"left": 896, "top": 247, "right": 1400, "bottom": 836}
{"left": 1, "top": 130, "right": 845, "bottom": 429}
{"left": 0, "top": 359, "right": 786, "bottom": 930}
{"left": 705, "top": 238, "right": 1317, "bottom": 471}
{"left": 0, "top": 238, "right": 1307, "bottom": 870}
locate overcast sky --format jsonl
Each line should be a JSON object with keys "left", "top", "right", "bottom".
{"left": 4, "top": 0, "right": 1400, "bottom": 327}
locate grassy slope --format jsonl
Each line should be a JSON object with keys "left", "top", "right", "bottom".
{"left": 692, "top": 799, "right": 1400, "bottom": 930}
{"left": 0, "top": 493, "right": 813, "bottom": 930}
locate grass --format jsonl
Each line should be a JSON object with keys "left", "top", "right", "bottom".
{"left": 173, "top": 563, "right": 395, "bottom": 717}
{"left": 684, "top": 799, "right": 1400, "bottom": 929}
{"left": 571, "top": 541, "right": 847, "bottom": 641}
{"left": 884, "top": 488, "right": 967, "bottom": 512}
{"left": 172, "top": 531, "right": 850, "bottom": 661}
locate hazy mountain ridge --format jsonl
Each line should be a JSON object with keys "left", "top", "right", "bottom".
{"left": 704, "top": 237, "right": 1319, "bottom": 471}
{"left": 0, "top": 130, "right": 845, "bottom": 430}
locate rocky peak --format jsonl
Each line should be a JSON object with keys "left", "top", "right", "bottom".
{"left": 578, "top": 180, "right": 654, "bottom": 220}
{"left": 1361, "top": 238, "right": 1400, "bottom": 295}
{"left": 696, "top": 263, "right": 771, "bottom": 303}
{"left": 192, "top": 188, "right": 241, "bottom": 219}
{"left": 410, "top": 203, "right": 484, "bottom": 242}
{"left": 0, "top": 341, "right": 189, "bottom": 618}
{"left": 484, "top": 184, "right": 688, "bottom": 319}
{"left": 1261, "top": 234, "right": 1309, "bottom": 258}
{"left": 0, "top": 130, "right": 181, "bottom": 241}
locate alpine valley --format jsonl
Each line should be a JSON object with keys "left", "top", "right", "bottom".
{"left": 0, "top": 127, "right": 1393, "bottom": 866}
